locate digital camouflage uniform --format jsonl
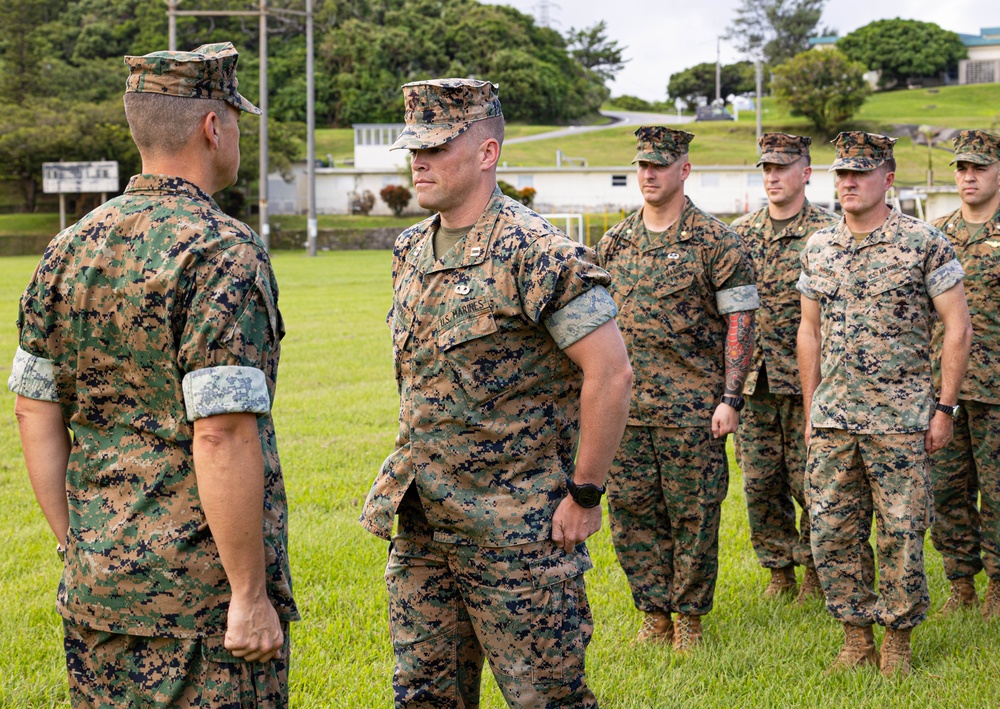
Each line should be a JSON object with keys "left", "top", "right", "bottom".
{"left": 360, "top": 78, "right": 618, "bottom": 709}
{"left": 8, "top": 44, "right": 296, "bottom": 709}
{"left": 799, "top": 133, "right": 965, "bottom": 628}
{"left": 598, "top": 128, "right": 758, "bottom": 618}
{"left": 929, "top": 130, "right": 1000, "bottom": 585}
{"left": 732, "top": 133, "right": 839, "bottom": 577}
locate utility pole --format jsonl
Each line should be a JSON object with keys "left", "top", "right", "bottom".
{"left": 163, "top": 1, "right": 316, "bottom": 254}
{"left": 715, "top": 37, "right": 722, "bottom": 104}
{"left": 755, "top": 60, "right": 763, "bottom": 151}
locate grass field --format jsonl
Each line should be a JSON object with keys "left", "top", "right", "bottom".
{"left": 312, "top": 84, "right": 1000, "bottom": 187}
{"left": 2, "top": 251, "right": 1000, "bottom": 707}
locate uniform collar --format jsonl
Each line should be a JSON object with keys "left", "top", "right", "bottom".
{"left": 407, "top": 186, "right": 504, "bottom": 273}
{"left": 634, "top": 196, "right": 695, "bottom": 253}
{"left": 124, "top": 174, "right": 219, "bottom": 209}
{"left": 761, "top": 199, "right": 814, "bottom": 242}
{"left": 942, "top": 203, "right": 1000, "bottom": 246}
{"left": 829, "top": 209, "right": 900, "bottom": 249}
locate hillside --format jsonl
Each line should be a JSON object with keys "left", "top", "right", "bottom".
{"left": 315, "top": 84, "right": 1000, "bottom": 187}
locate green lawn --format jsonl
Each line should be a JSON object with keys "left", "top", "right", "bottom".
{"left": 2, "top": 251, "right": 1000, "bottom": 707}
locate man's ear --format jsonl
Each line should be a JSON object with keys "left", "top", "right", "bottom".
{"left": 202, "top": 111, "right": 221, "bottom": 150}
{"left": 480, "top": 138, "right": 501, "bottom": 172}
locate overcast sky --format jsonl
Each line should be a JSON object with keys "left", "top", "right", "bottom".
{"left": 481, "top": 0, "right": 992, "bottom": 101}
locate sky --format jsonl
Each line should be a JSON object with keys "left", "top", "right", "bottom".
{"left": 481, "top": 0, "right": 993, "bottom": 102}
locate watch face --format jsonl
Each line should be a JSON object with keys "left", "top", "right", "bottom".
{"left": 576, "top": 488, "right": 602, "bottom": 507}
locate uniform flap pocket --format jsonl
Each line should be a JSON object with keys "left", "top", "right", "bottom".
{"left": 528, "top": 548, "right": 593, "bottom": 590}
{"left": 867, "top": 269, "right": 914, "bottom": 295}
{"left": 437, "top": 311, "right": 498, "bottom": 352}
{"left": 810, "top": 276, "right": 840, "bottom": 297}
{"left": 653, "top": 271, "right": 695, "bottom": 297}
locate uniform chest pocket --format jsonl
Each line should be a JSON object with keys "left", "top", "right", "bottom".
{"left": 866, "top": 269, "right": 917, "bottom": 297}
{"left": 650, "top": 271, "right": 697, "bottom": 334}
{"left": 810, "top": 276, "right": 840, "bottom": 299}
{"left": 438, "top": 311, "right": 524, "bottom": 407}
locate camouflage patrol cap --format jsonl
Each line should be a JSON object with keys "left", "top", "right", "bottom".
{"left": 949, "top": 129, "right": 1000, "bottom": 165}
{"left": 828, "top": 131, "right": 896, "bottom": 172}
{"left": 756, "top": 132, "right": 811, "bottom": 167}
{"left": 389, "top": 79, "right": 503, "bottom": 151}
{"left": 632, "top": 126, "right": 694, "bottom": 166}
{"left": 124, "top": 42, "right": 261, "bottom": 115}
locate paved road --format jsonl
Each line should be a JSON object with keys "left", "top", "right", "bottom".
{"left": 506, "top": 109, "right": 690, "bottom": 144}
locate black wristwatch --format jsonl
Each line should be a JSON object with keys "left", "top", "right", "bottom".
{"left": 721, "top": 394, "right": 745, "bottom": 412}
{"left": 567, "top": 479, "right": 605, "bottom": 508}
{"left": 935, "top": 402, "right": 959, "bottom": 418}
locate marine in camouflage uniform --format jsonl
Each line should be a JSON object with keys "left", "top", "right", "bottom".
{"left": 359, "top": 79, "right": 632, "bottom": 708}
{"left": 9, "top": 44, "right": 297, "bottom": 708}
{"left": 928, "top": 130, "right": 1000, "bottom": 619}
{"left": 798, "top": 131, "right": 972, "bottom": 676}
{"left": 597, "top": 127, "right": 759, "bottom": 651}
{"left": 731, "top": 133, "right": 838, "bottom": 602}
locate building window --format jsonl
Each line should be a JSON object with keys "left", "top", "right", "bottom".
{"left": 612, "top": 175, "right": 627, "bottom": 187}
{"left": 967, "top": 60, "right": 996, "bottom": 84}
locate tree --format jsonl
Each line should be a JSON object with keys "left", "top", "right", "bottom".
{"left": 667, "top": 61, "right": 758, "bottom": 105}
{"left": 771, "top": 49, "right": 870, "bottom": 135}
{"left": 837, "top": 19, "right": 966, "bottom": 89}
{"left": 725, "top": 0, "right": 828, "bottom": 66}
{"left": 566, "top": 20, "right": 629, "bottom": 83}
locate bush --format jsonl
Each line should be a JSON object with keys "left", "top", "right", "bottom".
{"left": 379, "top": 184, "right": 412, "bottom": 217}
{"left": 497, "top": 180, "right": 537, "bottom": 209}
{"left": 351, "top": 190, "right": 375, "bottom": 215}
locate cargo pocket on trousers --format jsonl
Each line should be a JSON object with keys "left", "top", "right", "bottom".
{"left": 527, "top": 550, "right": 594, "bottom": 686}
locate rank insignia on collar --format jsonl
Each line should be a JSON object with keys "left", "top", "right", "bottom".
{"left": 455, "top": 284, "right": 471, "bottom": 295}
{"left": 470, "top": 247, "right": 482, "bottom": 257}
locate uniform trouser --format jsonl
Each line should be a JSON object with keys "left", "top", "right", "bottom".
{"left": 808, "top": 428, "right": 933, "bottom": 629}
{"left": 605, "top": 424, "right": 729, "bottom": 616}
{"left": 737, "top": 391, "right": 813, "bottom": 570}
{"left": 63, "top": 619, "right": 291, "bottom": 709}
{"left": 929, "top": 399, "right": 1000, "bottom": 581}
{"left": 386, "top": 493, "right": 597, "bottom": 709}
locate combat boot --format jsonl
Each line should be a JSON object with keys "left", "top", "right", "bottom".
{"left": 824, "top": 623, "right": 879, "bottom": 674}
{"left": 672, "top": 613, "right": 703, "bottom": 653}
{"left": 796, "top": 567, "right": 824, "bottom": 604}
{"left": 938, "top": 577, "right": 979, "bottom": 616}
{"left": 764, "top": 566, "right": 796, "bottom": 598}
{"left": 635, "top": 611, "right": 672, "bottom": 644}
{"left": 879, "top": 628, "right": 912, "bottom": 678}
{"left": 983, "top": 578, "right": 1000, "bottom": 621}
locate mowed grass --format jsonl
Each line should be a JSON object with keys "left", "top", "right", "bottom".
{"left": 2, "top": 251, "right": 1000, "bottom": 707}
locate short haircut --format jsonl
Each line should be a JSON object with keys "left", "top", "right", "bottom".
{"left": 124, "top": 93, "right": 232, "bottom": 156}
{"left": 466, "top": 115, "right": 505, "bottom": 151}
{"left": 881, "top": 157, "right": 896, "bottom": 174}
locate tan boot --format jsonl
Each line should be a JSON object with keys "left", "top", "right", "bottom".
{"left": 796, "top": 567, "right": 824, "bottom": 604}
{"left": 983, "top": 578, "right": 1000, "bottom": 621}
{"left": 672, "top": 613, "right": 703, "bottom": 653}
{"left": 939, "top": 577, "right": 979, "bottom": 616}
{"left": 825, "top": 623, "right": 879, "bottom": 674}
{"left": 880, "top": 628, "right": 913, "bottom": 678}
{"left": 764, "top": 566, "right": 797, "bottom": 598}
{"left": 635, "top": 611, "right": 672, "bottom": 644}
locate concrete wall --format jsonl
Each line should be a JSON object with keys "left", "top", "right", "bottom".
{"left": 268, "top": 163, "right": 838, "bottom": 218}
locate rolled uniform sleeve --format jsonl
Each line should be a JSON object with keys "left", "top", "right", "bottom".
{"left": 543, "top": 286, "right": 618, "bottom": 349}
{"left": 713, "top": 233, "right": 759, "bottom": 314}
{"left": 178, "top": 244, "right": 282, "bottom": 421}
{"left": 8, "top": 346, "right": 58, "bottom": 402}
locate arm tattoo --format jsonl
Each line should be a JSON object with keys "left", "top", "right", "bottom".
{"left": 724, "top": 311, "right": 755, "bottom": 395}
